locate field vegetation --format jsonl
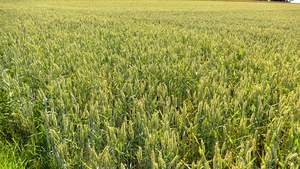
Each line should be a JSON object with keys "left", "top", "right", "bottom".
{"left": 0, "top": 0, "right": 300, "bottom": 168}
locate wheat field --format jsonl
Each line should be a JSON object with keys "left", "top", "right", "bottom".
{"left": 0, "top": 0, "right": 300, "bottom": 168}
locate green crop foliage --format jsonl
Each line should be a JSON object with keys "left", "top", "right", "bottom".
{"left": 0, "top": 0, "right": 300, "bottom": 168}
{"left": 0, "top": 140, "right": 28, "bottom": 169}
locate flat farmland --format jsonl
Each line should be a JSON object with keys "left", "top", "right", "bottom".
{"left": 0, "top": 0, "right": 300, "bottom": 168}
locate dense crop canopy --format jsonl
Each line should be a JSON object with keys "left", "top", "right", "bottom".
{"left": 0, "top": 0, "right": 300, "bottom": 168}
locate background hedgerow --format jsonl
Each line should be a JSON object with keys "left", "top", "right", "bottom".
{"left": 0, "top": 0, "right": 300, "bottom": 168}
